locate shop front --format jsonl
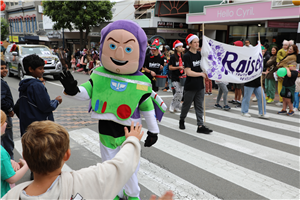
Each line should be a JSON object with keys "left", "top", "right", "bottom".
{"left": 187, "top": 1, "right": 300, "bottom": 49}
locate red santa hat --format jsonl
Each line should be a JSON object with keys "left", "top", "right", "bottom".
{"left": 173, "top": 40, "right": 183, "bottom": 50}
{"left": 185, "top": 34, "right": 199, "bottom": 45}
{"left": 233, "top": 41, "right": 243, "bottom": 47}
{"left": 150, "top": 38, "right": 160, "bottom": 49}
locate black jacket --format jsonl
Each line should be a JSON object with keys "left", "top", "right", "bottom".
{"left": 1, "top": 78, "right": 14, "bottom": 114}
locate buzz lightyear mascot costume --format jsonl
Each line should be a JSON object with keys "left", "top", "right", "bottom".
{"left": 59, "top": 20, "right": 166, "bottom": 200}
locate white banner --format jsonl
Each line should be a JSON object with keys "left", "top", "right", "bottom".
{"left": 201, "top": 35, "right": 263, "bottom": 83}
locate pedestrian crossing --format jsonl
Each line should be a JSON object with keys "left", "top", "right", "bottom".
{"left": 13, "top": 105, "right": 299, "bottom": 199}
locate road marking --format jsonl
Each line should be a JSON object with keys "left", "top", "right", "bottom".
{"left": 175, "top": 113, "right": 299, "bottom": 147}
{"left": 230, "top": 107, "right": 299, "bottom": 124}
{"left": 251, "top": 105, "right": 300, "bottom": 116}
{"left": 157, "top": 116, "right": 300, "bottom": 171}
{"left": 206, "top": 109, "right": 299, "bottom": 133}
{"left": 46, "top": 81, "right": 63, "bottom": 87}
{"left": 69, "top": 128, "right": 218, "bottom": 199}
{"left": 140, "top": 129, "right": 299, "bottom": 200}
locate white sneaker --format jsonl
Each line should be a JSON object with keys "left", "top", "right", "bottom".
{"left": 175, "top": 108, "right": 181, "bottom": 112}
{"left": 258, "top": 114, "right": 270, "bottom": 119}
{"left": 169, "top": 104, "right": 174, "bottom": 113}
{"left": 293, "top": 107, "right": 298, "bottom": 112}
{"left": 190, "top": 103, "right": 194, "bottom": 109}
{"left": 252, "top": 96, "right": 257, "bottom": 102}
{"left": 167, "top": 89, "right": 172, "bottom": 93}
{"left": 275, "top": 102, "right": 283, "bottom": 106}
{"left": 241, "top": 113, "right": 251, "bottom": 117}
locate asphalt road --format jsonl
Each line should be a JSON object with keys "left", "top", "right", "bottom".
{"left": 5, "top": 71, "right": 300, "bottom": 199}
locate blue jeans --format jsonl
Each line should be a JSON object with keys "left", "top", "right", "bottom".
{"left": 293, "top": 92, "right": 299, "bottom": 108}
{"left": 1, "top": 115, "right": 14, "bottom": 159}
{"left": 241, "top": 86, "right": 267, "bottom": 115}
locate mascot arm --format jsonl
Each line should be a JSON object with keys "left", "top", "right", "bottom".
{"left": 63, "top": 86, "right": 90, "bottom": 101}
{"left": 139, "top": 97, "right": 159, "bottom": 147}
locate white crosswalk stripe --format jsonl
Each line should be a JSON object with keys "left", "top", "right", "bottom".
{"left": 175, "top": 112, "right": 299, "bottom": 147}
{"left": 159, "top": 116, "right": 300, "bottom": 171}
{"left": 230, "top": 107, "right": 300, "bottom": 123}
{"left": 206, "top": 109, "right": 299, "bottom": 132}
{"left": 251, "top": 105, "right": 300, "bottom": 115}
{"left": 13, "top": 107, "right": 300, "bottom": 199}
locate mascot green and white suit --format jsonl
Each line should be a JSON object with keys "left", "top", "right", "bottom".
{"left": 59, "top": 20, "right": 166, "bottom": 200}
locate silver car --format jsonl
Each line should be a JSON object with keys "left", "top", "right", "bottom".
{"left": 4, "top": 44, "right": 63, "bottom": 80}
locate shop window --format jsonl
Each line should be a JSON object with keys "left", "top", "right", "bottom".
{"left": 32, "top": 18, "right": 35, "bottom": 31}
{"left": 248, "top": 25, "right": 266, "bottom": 46}
{"left": 229, "top": 25, "right": 247, "bottom": 44}
{"left": 25, "top": 18, "right": 28, "bottom": 33}
{"left": 16, "top": 20, "right": 19, "bottom": 32}
{"left": 35, "top": 18, "right": 37, "bottom": 31}
{"left": 20, "top": 19, "right": 23, "bottom": 32}
{"left": 11, "top": 21, "right": 14, "bottom": 32}
{"left": 28, "top": 18, "right": 31, "bottom": 32}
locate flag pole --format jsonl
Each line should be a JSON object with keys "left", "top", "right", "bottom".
{"left": 202, "top": 23, "right": 206, "bottom": 123}
{"left": 258, "top": 32, "right": 265, "bottom": 116}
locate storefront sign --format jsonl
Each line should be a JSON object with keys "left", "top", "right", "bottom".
{"left": 19, "top": 37, "right": 25, "bottom": 42}
{"left": 187, "top": 1, "right": 300, "bottom": 24}
{"left": 157, "top": 21, "right": 173, "bottom": 28}
{"left": 47, "top": 31, "right": 61, "bottom": 39}
{"left": 268, "top": 21, "right": 298, "bottom": 29}
{"left": 157, "top": 28, "right": 187, "bottom": 33}
{"left": 9, "top": 36, "right": 19, "bottom": 42}
{"left": 66, "top": 39, "right": 80, "bottom": 44}
{"left": 201, "top": 35, "right": 263, "bottom": 83}
{"left": 174, "top": 22, "right": 188, "bottom": 29}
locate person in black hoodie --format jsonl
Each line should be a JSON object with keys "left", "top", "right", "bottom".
{"left": 1, "top": 60, "right": 15, "bottom": 159}
{"left": 18, "top": 55, "right": 62, "bottom": 137}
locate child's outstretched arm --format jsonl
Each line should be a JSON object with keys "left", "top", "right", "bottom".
{"left": 74, "top": 122, "right": 143, "bottom": 199}
{"left": 6, "top": 159, "right": 29, "bottom": 184}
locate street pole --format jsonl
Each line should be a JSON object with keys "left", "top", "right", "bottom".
{"left": 293, "top": 1, "right": 300, "bottom": 66}
{"left": 10, "top": 22, "right": 12, "bottom": 43}
{"left": 63, "top": 28, "right": 65, "bottom": 49}
{"left": 296, "top": 16, "right": 300, "bottom": 65}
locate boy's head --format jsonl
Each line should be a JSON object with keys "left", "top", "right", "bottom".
{"left": 1, "top": 60, "right": 8, "bottom": 78}
{"left": 22, "top": 54, "right": 45, "bottom": 78}
{"left": 22, "top": 120, "right": 70, "bottom": 175}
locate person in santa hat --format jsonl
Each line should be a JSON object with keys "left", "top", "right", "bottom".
{"left": 1, "top": 41, "right": 6, "bottom": 54}
{"left": 142, "top": 38, "right": 165, "bottom": 92}
{"left": 179, "top": 34, "right": 213, "bottom": 134}
{"left": 169, "top": 40, "right": 185, "bottom": 112}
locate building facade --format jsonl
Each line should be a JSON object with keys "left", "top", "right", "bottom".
{"left": 186, "top": 0, "right": 300, "bottom": 50}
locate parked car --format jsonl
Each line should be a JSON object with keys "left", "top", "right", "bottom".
{"left": 4, "top": 44, "right": 63, "bottom": 80}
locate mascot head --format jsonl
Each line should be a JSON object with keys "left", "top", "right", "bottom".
{"left": 99, "top": 20, "right": 147, "bottom": 75}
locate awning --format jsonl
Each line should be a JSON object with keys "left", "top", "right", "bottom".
{"left": 24, "top": 36, "right": 39, "bottom": 40}
{"left": 39, "top": 36, "right": 50, "bottom": 41}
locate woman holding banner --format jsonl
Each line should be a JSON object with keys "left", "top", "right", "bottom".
{"left": 169, "top": 40, "right": 184, "bottom": 113}
{"left": 179, "top": 34, "right": 213, "bottom": 134}
{"left": 241, "top": 46, "right": 269, "bottom": 119}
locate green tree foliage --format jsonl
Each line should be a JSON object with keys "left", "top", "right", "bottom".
{"left": 42, "top": 1, "right": 114, "bottom": 49}
{"left": 1, "top": 17, "right": 9, "bottom": 40}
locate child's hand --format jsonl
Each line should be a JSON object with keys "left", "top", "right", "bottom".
{"left": 11, "top": 160, "right": 20, "bottom": 171}
{"left": 55, "top": 96, "right": 62, "bottom": 104}
{"left": 149, "top": 191, "right": 174, "bottom": 200}
{"left": 124, "top": 122, "right": 144, "bottom": 141}
{"left": 18, "top": 158, "right": 27, "bottom": 168}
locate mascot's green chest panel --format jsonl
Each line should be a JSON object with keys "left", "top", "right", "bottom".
{"left": 85, "top": 67, "right": 151, "bottom": 121}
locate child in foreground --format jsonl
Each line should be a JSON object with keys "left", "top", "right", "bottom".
{"left": 1, "top": 110, "right": 29, "bottom": 197}
{"left": 3, "top": 120, "right": 143, "bottom": 199}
